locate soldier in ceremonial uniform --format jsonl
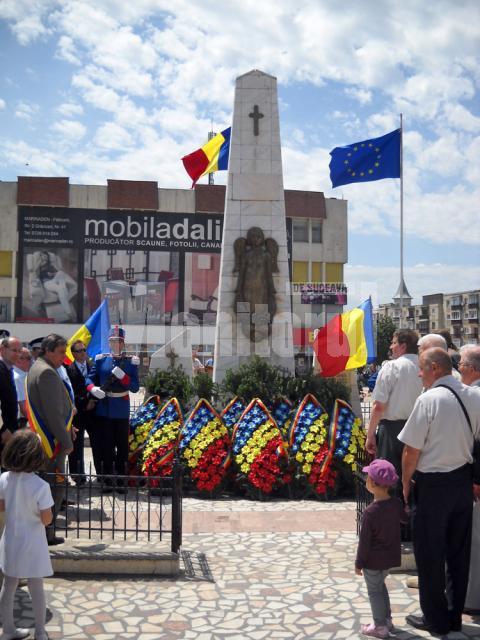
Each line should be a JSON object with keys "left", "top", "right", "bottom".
{"left": 86, "top": 326, "right": 139, "bottom": 493}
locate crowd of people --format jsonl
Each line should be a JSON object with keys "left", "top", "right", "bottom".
{"left": 358, "top": 329, "right": 480, "bottom": 639}
{"left": 0, "top": 326, "right": 479, "bottom": 639}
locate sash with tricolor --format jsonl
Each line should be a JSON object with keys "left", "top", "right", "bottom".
{"left": 25, "top": 380, "right": 74, "bottom": 460}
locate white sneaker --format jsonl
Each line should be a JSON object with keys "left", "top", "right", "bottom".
{"left": 0, "top": 628, "right": 30, "bottom": 640}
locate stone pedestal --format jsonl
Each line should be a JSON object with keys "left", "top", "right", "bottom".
{"left": 214, "top": 70, "right": 295, "bottom": 383}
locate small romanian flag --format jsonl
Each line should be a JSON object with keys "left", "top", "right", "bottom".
{"left": 314, "top": 298, "right": 376, "bottom": 377}
{"left": 65, "top": 298, "right": 110, "bottom": 363}
{"left": 182, "top": 127, "right": 231, "bottom": 187}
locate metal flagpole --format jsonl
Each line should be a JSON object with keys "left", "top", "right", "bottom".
{"left": 399, "top": 113, "right": 404, "bottom": 329}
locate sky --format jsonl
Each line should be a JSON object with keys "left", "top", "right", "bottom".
{"left": 0, "top": 0, "right": 479, "bottom": 308}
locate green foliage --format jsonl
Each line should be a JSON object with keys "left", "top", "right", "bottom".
{"left": 144, "top": 364, "right": 194, "bottom": 410}
{"left": 220, "top": 355, "right": 290, "bottom": 405}
{"left": 193, "top": 372, "right": 219, "bottom": 403}
{"left": 219, "top": 355, "right": 350, "bottom": 413}
{"left": 376, "top": 316, "right": 396, "bottom": 363}
{"left": 283, "top": 372, "right": 350, "bottom": 413}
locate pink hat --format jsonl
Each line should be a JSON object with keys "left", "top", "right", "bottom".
{"left": 362, "top": 459, "right": 399, "bottom": 486}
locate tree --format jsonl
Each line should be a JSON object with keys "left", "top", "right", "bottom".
{"left": 376, "top": 316, "right": 396, "bottom": 363}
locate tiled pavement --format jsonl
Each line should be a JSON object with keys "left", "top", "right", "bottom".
{"left": 8, "top": 497, "right": 480, "bottom": 640}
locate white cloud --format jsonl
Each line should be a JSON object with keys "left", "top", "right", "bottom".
{"left": 56, "top": 102, "right": 83, "bottom": 117}
{"left": 0, "top": 0, "right": 56, "bottom": 44}
{"left": 51, "top": 119, "right": 86, "bottom": 140}
{"left": 14, "top": 101, "right": 39, "bottom": 120}
{"left": 443, "top": 104, "right": 480, "bottom": 133}
{"left": 94, "top": 122, "right": 133, "bottom": 149}
{"left": 56, "top": 35, "right": 81, "bottom": 65}
{"left": 345, "top": 87, "right": 372, "bottom": 105}
{"left": 0, "top": 99, "right": 6, "bottom": 110}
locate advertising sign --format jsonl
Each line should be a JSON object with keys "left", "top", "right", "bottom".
{"left": 17, "top": 207, "right": 223, "bottom": 325}
{"left": 292, "top": 282, "right": 347, "bottom": 305}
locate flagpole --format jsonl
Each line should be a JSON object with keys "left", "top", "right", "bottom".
{"left": 399, "top": 113, "right": 404, "bottom": 329}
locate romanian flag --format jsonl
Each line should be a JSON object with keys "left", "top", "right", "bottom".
{"left": 182, "top": 127, "right": 231, "bottom": 187}
{"left": 314, "top": 298, "right": 375, "bottom": 377}
{"left": 65, "top": 298, "right": 110, "bottom": 363}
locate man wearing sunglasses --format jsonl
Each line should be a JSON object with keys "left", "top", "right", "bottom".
{"left": 66, "top": 340, "right": 99, "bottom": 483}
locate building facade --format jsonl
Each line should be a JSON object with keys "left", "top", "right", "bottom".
{"left": 0, "top": 177, "right": 348, "bottom": 364}
{"left": 375, "top": 288, "right": 479, "bottom": 346}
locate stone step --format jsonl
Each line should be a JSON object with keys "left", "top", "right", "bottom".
{"left": 50, "top": 540, "right": 180, "bottom": 576}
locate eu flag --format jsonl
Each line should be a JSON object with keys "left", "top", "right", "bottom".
{"left": 329, "top": 129, "right": 400, "bottom": 188}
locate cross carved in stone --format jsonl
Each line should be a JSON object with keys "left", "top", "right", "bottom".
{"left": 249, "top": 105, "right": 264, "bottom": 136}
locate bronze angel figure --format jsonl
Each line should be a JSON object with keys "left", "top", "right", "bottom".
{"left": 233, "top": 227, "right": 279, "bottom": 341}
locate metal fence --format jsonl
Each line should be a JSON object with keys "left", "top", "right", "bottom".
{"left": 45, "top": 459, "right": 182, "bottom": 553}
{"left": 355, "top": 401, "right": 373, "bottom": 534}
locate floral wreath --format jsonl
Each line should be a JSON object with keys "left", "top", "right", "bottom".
{"left": 142, "top": 398, "right": 183, "bottom": 479}
{"left": 179, "top": 399, "right": 231, "bottom": 493}
{"left": 232, "top": 399, "right": 288, "bottom": 495}
{"left": 289, "top": 394, "right": 336, "bottom": 495}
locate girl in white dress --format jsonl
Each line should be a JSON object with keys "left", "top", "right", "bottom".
{"left": 0, "top": 430, "right": 54, "bottom": 640}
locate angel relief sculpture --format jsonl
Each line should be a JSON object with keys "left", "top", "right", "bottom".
{"left": 233, "top": 227, "right": 279, "bottom": 342}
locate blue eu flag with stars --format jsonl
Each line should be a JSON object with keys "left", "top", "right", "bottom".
{"left": 329, "top": 129, "right": 401, "bottom": 188}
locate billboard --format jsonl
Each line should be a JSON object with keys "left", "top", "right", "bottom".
{"left": 17, "top": 207, "right": 222, "bottom": 325}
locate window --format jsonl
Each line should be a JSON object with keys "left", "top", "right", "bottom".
{"left": 0, "top": 298, "right": 10, "bottom": 322}
{"left": 293, "top": 219, "right": 308, "bottom": 242}
{"left": 325, "top": 262, "right": 343, "bottom": 282}
{"left": 311, "top": 221, "right": 322, "bottom": 243}
{"left": 0, "top": 251, "right": 12, "bottom": 277}
{"left": 451, "top": 310, "right": 461, "bottom": 320}
{"left": 292, "top": 261, "right": 308, "bottom": 282}
{"left": 311, "top": 262, "right": 322, "bottom": 281}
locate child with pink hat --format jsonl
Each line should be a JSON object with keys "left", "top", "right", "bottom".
{"left": 356, "top": 459, "right": 408, "bottom": 638}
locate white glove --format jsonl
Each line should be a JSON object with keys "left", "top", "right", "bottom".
{"left": 131, "top": 355, "right": 140, "bottom": 366}
{"left": 90, "top": 386, "right": 106, "bottom": 400}
{"left": 112, "top": 366, "right": 126, "bottom": 380}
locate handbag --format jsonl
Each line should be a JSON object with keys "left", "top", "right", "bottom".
{"left": 437, "top": 384, "right": 480, "bottom": 484}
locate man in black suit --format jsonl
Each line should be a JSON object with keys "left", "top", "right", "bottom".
{"left": 0, "top": 336, "right": 21, "bottom": 450}
{"left": 66, "top": 340, "right": 100, "bottom": 481}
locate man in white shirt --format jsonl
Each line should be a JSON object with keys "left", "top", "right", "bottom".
{"left": 399, "top": 348, "right": 480, "bottom": 636}
{"left": 366, "top": 329, "right": 422, "bottom": 484}
{"left": 12, "top": 346, "right": 32, "bottom": 427}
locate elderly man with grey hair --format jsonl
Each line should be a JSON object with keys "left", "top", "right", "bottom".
{"left": 418, "top": 333, "right": 461, "bottom": 379}
{"left": 417, "top": 333, "right": 448, "bottom": 353}
{"left": 400, "top": 348, "right": 480, "bottom": 635}
{"left": 459, "top": 344, "right": 480, "bottom": 614}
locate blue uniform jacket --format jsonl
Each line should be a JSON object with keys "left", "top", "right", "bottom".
{"left": 87, "top": 354, "right": 139, "bottom": 420}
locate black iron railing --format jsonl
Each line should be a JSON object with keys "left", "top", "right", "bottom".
{"left": 44, "top": 458, "right": 182, "bottom": 553}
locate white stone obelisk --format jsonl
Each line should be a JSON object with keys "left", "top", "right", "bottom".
{"left": 213, "top": 70, "right": 295, "bottom": 382}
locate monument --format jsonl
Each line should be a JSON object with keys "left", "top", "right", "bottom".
{"left": 213, "top": 70, "right": 295, "bottom": 382}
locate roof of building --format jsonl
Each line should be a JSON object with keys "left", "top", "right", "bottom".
{"left": 393, "top": 278, "right": 412, "bottom": 302}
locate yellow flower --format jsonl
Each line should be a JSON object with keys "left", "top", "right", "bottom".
{"left": 302, "top": 463, "right": 311, "bottom": 474}
{"left": 296, "top": 452, "right": 304, "bottom": 463}
{"left": 240, "top": 463, "right": 249, "bottom": 473}
{"left": 305, "top": 434, "right": 314, "bottom": 442}
{"left": 305, "top": 452, "right": 314, "bottom": 463}
{"left": 344, "top": 454, "right": 354, "bottom": 465}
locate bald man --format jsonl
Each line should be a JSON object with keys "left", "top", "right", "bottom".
{"left": 399, "top": 348, "right": 480, "bottom": 635}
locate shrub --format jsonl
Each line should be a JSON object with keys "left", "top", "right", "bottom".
{"left": 220, "top": 356, "right": 290, "bottom": 405}
{"left": 144, "top": 364, "right": 194, "bottom": 410}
